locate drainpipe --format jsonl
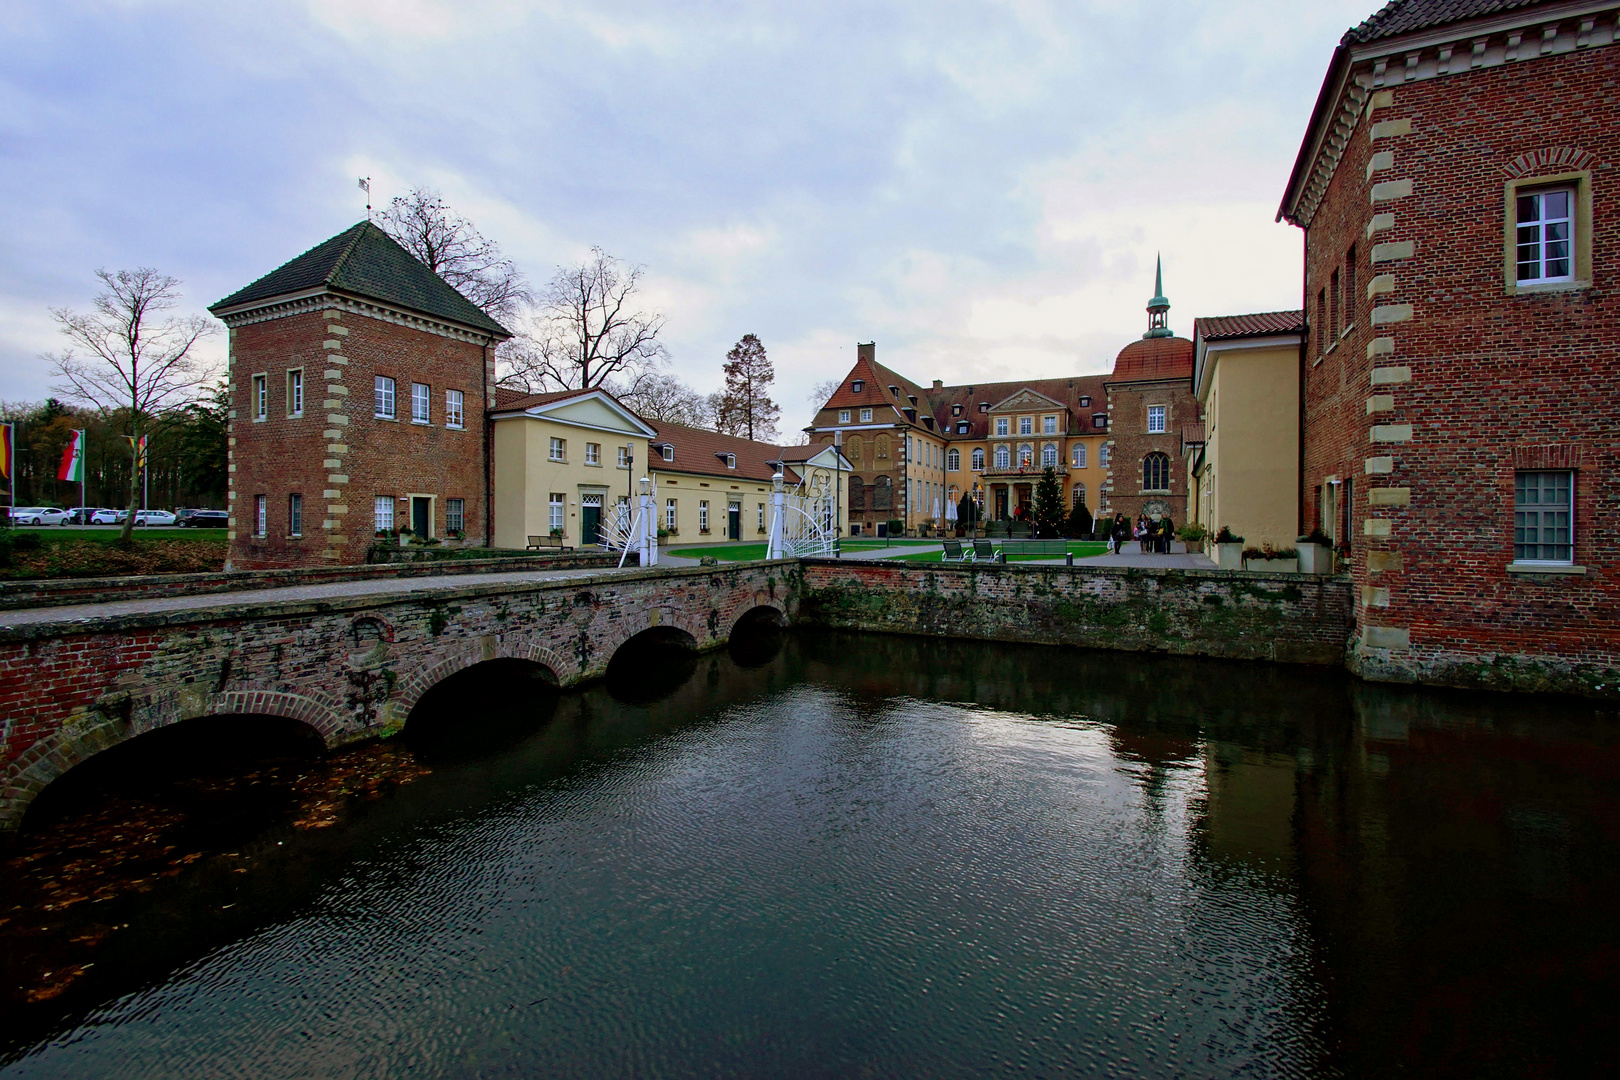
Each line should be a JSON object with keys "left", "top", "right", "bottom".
{"left": 483, "top": 337, "right": 494, "bottom": 550}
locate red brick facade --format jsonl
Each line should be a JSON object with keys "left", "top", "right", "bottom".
{"left": 224, "top": 303, "right": 496, "bottom": 569}
{"left": 1103, "top": 337, "right": 1198, "bottom": 525}
{"left": 1283, "top": 11, "right": 1620, "bottom": 696}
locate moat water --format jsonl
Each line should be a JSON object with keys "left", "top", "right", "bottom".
{"left": 2, "top": 629, "right": 1617, "bottom": 1078}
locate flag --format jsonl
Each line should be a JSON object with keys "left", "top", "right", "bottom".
{"left": 0, "top": 424, "right": 11, "bottom": 481}
{"left": 58, "top": 430, "right": 85, "bottom": 483}
{"left": 126, "top": 434, "right": 147, "bottom": 469}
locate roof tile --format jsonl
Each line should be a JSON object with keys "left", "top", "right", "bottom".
{"left": 1194, "top": 310, "right": 1306, "bottom": 342}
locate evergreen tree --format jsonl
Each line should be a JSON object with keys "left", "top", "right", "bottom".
{"left": 715, "top": 334, "right": 780, "bottom": 441}
{"left": 956, "top": 491, "right": 978, "bottom": 534}
{"left": 1065, "top": 499, "right": 1093, "bottom": 539}
{"left": 1032, "top": 466, "right": 1065, "bottom": 538}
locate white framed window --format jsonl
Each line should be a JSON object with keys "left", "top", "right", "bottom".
{"left": 1043, "top": 415, "right": 1057, "bottom": 435}
{"left": 1072, "top": 484, "right": 1086, "bottom": 508}
{"left": 1019, "top": 416, "right": 1033, "bottom": 436}
{"left": 757, "top": 503, "right": 765, "bottom": 531}
{"left": 662, "top": 444, "right": 675, "bottom": 462}
{"left": 287, "top": 370, "right": 303, "bottom": 417}
{"left": 374, "top": 496, "right": 394, "bottom": 532}
{"left": 445, "top": 389, "right": 465, "bottom": 429}
{"left": 1516, "top": 188, "right": 1574, "bottom": 283}
{"left": 1147, "top": 405, "right": 1166, "bottom": 434}
{"left": 1100, "top": 444, "right": 1111, "bottom": 467}
{"left": 549, "top": 437, "right": 566, "bottom": 462}
{"left": 1072, "top": 444, "right": 1087, "bottom": 468}
{"left": 253, "top": 374, "right": 267, "bottom": 420}
{"left": 994, "top": 445, "right": 1010, "bottom": 470}
{"left": 946, "top": 448, "right": 960, "bottom": 471}
{"left": 725, "top": 453, "right": 736, "bottom": 469}
{"left": 665, "top": 499, "right": 677, "bottom": 530}
{"left": 375, "top": 376, "right": 396, "bottom": 419}
{"left": 839, "top": 410, "right": 850, "bottom": 423}
{"left": 1514, "top": 471, "right": 1573, "bottom": 562}
{"left": 617, "top": 446, "right": 630, "bottom": 468}
{"left": 1018, "top": 444, "right": 1033, "bottom": 468}
{"left": 859, "top": 408, "right": 872, "bottom": 422}
{"left": 586, "top": 442, "right": 600, "bottom": 465}
{"left": 411, "top": 382, "right": 430, "bottom": 423}
{"left": 287, "top": 493, "right": 302, "bottom": 536}
{"left": 971, "top": 447, "right": 985, "bottom": 472}
{"left": 1042, "top": 443, "right": 1058, "bottom": 467}
{"left": 1093, "top": 413, "right": 1108, "bottom": 429}
{"left": 549, "top": 493, "right": 565, "bottom": 532}
{"left": 255, "top": 494, "right": 267, "bottom": 536}
{"left": 699, "top": 500, "right": 710, "bottom": 531}
{"left": 957, "top": 422, "right": 969, "bottom": 434}
{"left": 995, "top": 417, "right": 1009, "bottom": 436}
{"left": 447, "top": 498, "right": 464, "bottom": 533}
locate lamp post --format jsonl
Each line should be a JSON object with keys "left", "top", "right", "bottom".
{"left": 767, "top": 471, "right": 785, "bottom": 560}
{"left": 638, "top": 475, "right": 656, "bottom": 567}
{"left": 833, "top": 430, "right": 842, "bottom": 559}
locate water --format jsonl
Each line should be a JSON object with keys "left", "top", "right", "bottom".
{"left": 2, "top": 631, "right": 1617, "bottom": 1077}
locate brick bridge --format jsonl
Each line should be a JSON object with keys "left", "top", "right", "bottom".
{"left": 0, "top": 562, "right": 799, "bottom": 833}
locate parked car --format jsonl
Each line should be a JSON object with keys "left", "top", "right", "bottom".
{"left": 7, "top": 507, "right": 69, "bottom": 526}
{"left": 133, "top": 510, "right": 177, "bottom": 527}
{"left": 181, "top": 510, "right": 229, "bottom": 528}
{"left": 89, "top": 509, "right": 125, "bottom": 525}
{"left": 65, "top": 507, "right": 109, "bottom": 525}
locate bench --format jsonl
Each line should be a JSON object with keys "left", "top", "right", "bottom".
{"left": 998, "top": 539, "right": 1068, "bottom": 558}
{"left": 526, "top": 535, "right": 575, "bottom": 552}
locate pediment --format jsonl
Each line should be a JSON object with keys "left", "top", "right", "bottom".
{"left": 989, "top": 388, "right": 1067, "bottom": 413}
{"left": 532, "top": 392, "right": 657, "bottom": 436}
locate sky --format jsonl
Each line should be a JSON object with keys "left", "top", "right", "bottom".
{"left": 0, "top": 0, "right": 1375, "bottom": 433}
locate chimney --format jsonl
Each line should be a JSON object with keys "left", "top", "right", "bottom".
{"left": 932, "top": 379, "right": 943, "bottom": 390}
{"left": 857, "top": 341, "right": 875, "bottom": 364}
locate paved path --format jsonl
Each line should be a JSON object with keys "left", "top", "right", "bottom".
{"left": 0, "top": 566, "right": 621, "bottom": 629}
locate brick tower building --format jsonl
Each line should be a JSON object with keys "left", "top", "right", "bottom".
{"left": 1280, "top": 0, "right": 1620, "bottom": 696}
{"left": 210, "top": 222, "right": 510, "bottom": 569}
{"left": 1102, "top": 263, "right": 1198, "bottom": 526}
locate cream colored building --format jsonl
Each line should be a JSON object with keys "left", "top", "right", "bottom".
{"left": 647, "top": 421, "right": 805, "bottom": 545}
{"left": 489, "top": 388, "right": 656, "bottom": 550}
{"left": 1186, "top": 313, "right": 1305, "bottom": 550}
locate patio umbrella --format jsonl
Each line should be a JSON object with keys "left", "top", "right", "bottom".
{"left": 945, "top": 497, "right": 957, "bottom": 522}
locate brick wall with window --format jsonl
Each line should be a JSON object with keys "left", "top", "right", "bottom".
{"left": 1103, "top": 340, "right": 1196, "bottom": 525}
{"left": 1286, "top": 18, "right": 1620, "bottom": 695}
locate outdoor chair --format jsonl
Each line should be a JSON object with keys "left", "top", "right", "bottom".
{"left": 941, "top": 539, "right": 968, "bottom": 562}
{"left": 972, "top": 539, "right": 996, "bottom": 561}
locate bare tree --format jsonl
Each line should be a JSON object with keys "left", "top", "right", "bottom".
{"left": 46, "top": 268, "right": 218, "bottom": 541}
{"left": 612, "top": 371, "right": 711, "bottom": 427}
{"left": 503, "top": 249, "right": 668, "bottom": 393}
{"left": 715, "top": 333, "right": 780, "bottom": 442}
{"left": 807, "top": 378, "right": 840, "bottom": 411}
{"left": 376, "top": 188, "right": 531, "bottom": 322}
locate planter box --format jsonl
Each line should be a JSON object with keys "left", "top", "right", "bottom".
{"left": 1297, "top": 543, "right": 1333, "bottom": 575}
{"left": 1245, "top": 557, "right": 1299, "bottom": 574}
{"left": 1216, "top": 542, "right": 1244, "bottom": 570}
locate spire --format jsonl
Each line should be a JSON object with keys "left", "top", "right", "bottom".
{"left": 1144, "top": 254, "right": 1172, "bottom": 339}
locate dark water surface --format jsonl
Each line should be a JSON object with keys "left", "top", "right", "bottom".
{"left": 2, "top": 631, "right": 1618, "bottom": 1078}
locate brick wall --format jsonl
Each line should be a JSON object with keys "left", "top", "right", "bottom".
{"left": 1104, "top": 376, "right": 1198, "bottom": 524}
{"left": 1297, "top": 36, "right": 1620, "bottom": 697}
{"left": 798, "top": 560, "right": 1352, "bottom": 665}
{"left": 227, "top": 304, "right": 493, "bottom": 570}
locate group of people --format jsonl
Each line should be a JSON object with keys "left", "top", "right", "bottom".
{"left": 1104, "top": 512, "right": 1176, "bottom": 555}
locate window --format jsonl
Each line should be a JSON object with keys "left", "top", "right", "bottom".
{"left": 255, "top": 494, "right": 267, "bottom": 536}
{"left": 852, "top": 380, "right": 864, "bottom": 392}
{"left": 1100, "top": 444, "right": 1111, "bottom": 467}
{"left": 287, "top": 370, "right": 303, "bottom": 417}
{"left": 287, "top": 493, "right": 302, "bottom": 536}
{"left": 972, "top": 447, "right": 985, "bottom": 472}
{"left": 1092, "top": 413, "right": 1107, "bottom": 429}
{"left": 1344, "top": 245, "right": 1357, "bottom": 333}
{"left": 699, "top": 501, "right": 710, "bottom": 532}
{"left": 1516, "top": 188, "right": 1574, "bottom": 282}
{"left": 1143, "top": 453, "right": 1170, "bottom": 491}
{"left": 995, "top": 445, "right": 1010, "bottom": 469}
{"left": 586, "top": 442, "right": 600, "bottom": 465}
{"left": 617, "top": 445, "right": 630, "bottom": 468}
{"left": 957, "top": 422, "right": 969, "bottom": 434}
{"left": 839, "top": 410, "right": 851, "bottom": 423}
{"left": 1043, "top": 415, "right": 1057, "bottom": 435}
{"left": 253, "top": 375, "right": 267, "bottom": 420}
{"left": 447, "top": 498, "right": 464, "bottom": 533}
{"left": 995, "top": 417, "right": 1009, "bottom": 436}
{"left": 665, "top": 499, "right": 677, "bottom": 530}
{"left": 1315, "top": 289, "right": 1326, "bottom": 356}
{"left": 876, "top": 435, "right": 889, "bottom": 459}
{"left": 1073, "top": 484, "right": 1086, "bottom": 508}
{"left": 374, "top": 496, "right": 394, "bottom": 532}
{"left": 1079, "top": 396, "right": 1091, "bottom": 407}
{"left": 549, "top": 494, "right": 565, "bottom": 532}
{"left": 1018, "top": 444, "right": 1033, "bottom": 468}
{"left": 411, "top": 382, "right": 430, "bottom": 423}
{"left": 445, "top": 389, "right": 464, "bottom": 429}
{"left": 1019, "top": 416, "right": 1033, "bottom": 436}
{"left": 847, "top": 435, "right": 863, "bottom": 460}
{"left": 1147, "top": 405, "right": 1166, "bottom": 434}
{"left": 1514, "top": 471, "right": 1572, "bottom": 562}
{"left": 375, "top": 376, "right": 396, "bottom": 419}
{"left": 725, "top": 454, "right": 736, "bottom": 469}
{"left": 951, "top": 404, "right": 962, "bottom": 416}
{"left": 1072, "top": 444, "right": 1087, "bottom": 468}
{"left": 946, "top": 448, "right": 961, "bottom": 471}
{"left": 979, "top": 402, "right": 989, "bottom": 413}
{"left": 1042, "top": 443, "right": 1058, "bottom": 467}
{"left": 1329, "top": 268, "right": 1339, "bottom": 342}
{"left": 757, "top": 503, "right": 765, "bottom": 531}
{"left": 860, "top": 408, "right": 872, "bottom": 422}
{"left": 549, "top": 437, "right": 566, "bottom": 462}
{"left": 662, "top": 444, "right": 675, "bottom": 462}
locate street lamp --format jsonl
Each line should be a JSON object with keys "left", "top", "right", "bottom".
{"left": 833, "top": 429, "right": 843, "bottom": 559}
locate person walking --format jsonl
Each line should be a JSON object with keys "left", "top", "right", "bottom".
{"left": 1134, "top": 515, "right": 1148, "bottom": 553}
{"left": 1159, "top": 514, "right": 1175, "bottom": 554}
{"left": 1109, "top": 512, "right": 1127, "bottom": 555}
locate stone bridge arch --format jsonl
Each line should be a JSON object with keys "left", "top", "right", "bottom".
{"left": 390, "top": 634, "right": 574, "bottom": 726}
{"left": 591, "top": 606, "right": 711, "bottom": 677}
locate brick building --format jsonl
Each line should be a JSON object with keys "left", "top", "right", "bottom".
{"left": 211, "top": 222, "right": 510, "bottom": 569}
{"left": 1102, "top": 264, "right": 1198, "bottom": 526}
{"left": 1280, "top": 0, "right": 1620, "bottom": 695}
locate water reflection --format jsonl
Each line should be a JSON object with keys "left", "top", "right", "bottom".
{"left": 0, "top": 631, "right": 1615, "bottom": 1078}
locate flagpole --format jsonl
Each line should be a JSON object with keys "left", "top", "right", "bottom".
{"left": 79, "top": 430, "right": 85, "bottom": 516}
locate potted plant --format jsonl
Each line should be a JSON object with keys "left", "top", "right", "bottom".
{"left": 396, "top": 525, "right": 413, "bottom": 548}
{"left": 1244, "top": 543, "right": 1300, "bottom": 574}
{"left": 1214, "top": 526, "right": 1244, "bottom": 570}
{"left": 1296, "top": 527, "right": 1333, "bottom": 575}
{"left": 1176, "top": 522, "right": 1207, "bottom": 556}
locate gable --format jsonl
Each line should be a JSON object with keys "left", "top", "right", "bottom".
{"left": 536, "top": 394, "right": 656, "bottom": 436}
{"left": 989, "top": 388, "right": 1067, "bottom": 414}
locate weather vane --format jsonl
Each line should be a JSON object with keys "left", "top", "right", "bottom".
{"left": 359, "top": 177, "right": 372, "bottom": 220}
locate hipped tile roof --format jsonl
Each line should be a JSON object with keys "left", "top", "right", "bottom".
{"left": 210, "top": 221, "right": 511, "bottom": 338}
{"left": 1194, "top": 311, "right": 1306, "bottom": 341}
{"left": 650, "top": 421, "right": 803, "bottom": 485}
{"left": 925, "top": 375, "right": 1111, "bottom": 440}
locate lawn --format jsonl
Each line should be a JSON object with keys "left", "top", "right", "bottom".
{"left": 894, "top": 541, "right": 1110, "bottom": 563}
{"left": 667, "top": 544, "right": 770, "bottom": 561}
{"left": 32, "top": 528, "right": 227, "bottom": 543}
{"left": 1, "top": 529, "right": 228, "bottom": 579}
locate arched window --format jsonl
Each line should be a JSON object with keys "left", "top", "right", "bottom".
{"left": 1041, "top": 442, "right": 1058, "bottom": 467}
{"left": 946, "top": 448, "right": 961, "bottom": 472}
{"left": 971, "top": 447, "right": 985, "bottom": 472}
{"left": 873, "top": 474, "right": 893, "bottom": 510}
{"left": 1143, "top": 453, "right": 1170, "bottom": 492}
{"left": 1100, "top": 444, "right": 1111, "bottom": 467}
{"left": 1018, "top": 444, "right": 1033, "bottom": 468}
{"left": 846, "top": 434, "right": 863, "bottom": 460}
{"left": 994, "top": 445, "right": 1010, "bottom": 470}
{"left": 948, "top": 485, "right": 960, "bottom": 506}
{"left": 850, "top": 480, "right": 866, "bottom": 511}
{"left": 875, "top": 435, "right": 890, "bottom": 459}
{"left": 1072, "top": 484, "right": 1086, "bottom": 508}
{"left": 1072, "top": 443, "right": 1087, "bottom": 468}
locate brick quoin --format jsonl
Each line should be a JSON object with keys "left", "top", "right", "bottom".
{"left": 1283, "top": 13, "right": 1620, "bottom": 697}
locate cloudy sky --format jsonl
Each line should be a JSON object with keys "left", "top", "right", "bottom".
{"left": 1, "top": 0, "right": 1374, "bottom": 430}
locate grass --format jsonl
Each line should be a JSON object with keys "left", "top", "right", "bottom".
{"left": 667, "top": 544, "right": 770, "bottom": 561}
{"left": 0, "top": 530, "right": 227, "bottom": 580}
{"left": 21, "top": 528, "right": 227, "bottom": 544}
{"left": 894, "top": 541, "right": 1111, "bottom": 564}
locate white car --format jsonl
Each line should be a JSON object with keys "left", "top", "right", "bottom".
{"left": 9, "top": 507, "right": 70, "bottom": 526}
{"left": 133, "top": 510, "right": 177, "bottom": 526}
{"left": 89, "top": 509, "right": 125, "bottom": 525}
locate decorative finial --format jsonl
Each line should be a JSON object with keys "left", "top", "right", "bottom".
{"left": 1144, "top": 254, "right": 1172, "bottom": 339}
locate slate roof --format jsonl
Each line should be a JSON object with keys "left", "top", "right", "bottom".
{"left": 1108, "top": 337, "right": 1195, "bottom": 384}
{"left": 650, "top": 421, "right": 804, "bottom": 485}
{"left": 1343, "top": 0, "right": 1554, "bottom": 44}
{"left": 210, "top": 221, "right": 511, "bottom": 338}
{"left": 1194, "top": 311, "right": 1307, "bottom": 342}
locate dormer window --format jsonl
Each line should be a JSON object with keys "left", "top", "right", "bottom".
{"left": 1092, "top": 414, "right": 1107, "bottom": 429}
{"left": 661, "top": 444, "right": 675, "bottom": 462}
{"left": 979, "top": 402, "right": 989, "bottom": 413}
{"left": 889, "top": 385, "right": 900, "bottom": 398}
{"left": 1079, "top": 396, "right": 1091, "bottom": 407}
{"left": 956, "top": 422, "right": 969, "bottom": 434}
{"left": 951, "top": 404, "right": 962, "bottom": 416}
{"left": 852, "top": 379, "right": 864, "bottom": 392}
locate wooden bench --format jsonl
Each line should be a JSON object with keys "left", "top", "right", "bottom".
{"left": 998, "top": 539, "right": 1068, "bottom": 558}
{"left": 526, "top": 535, "right": 574, "bottom": 552}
